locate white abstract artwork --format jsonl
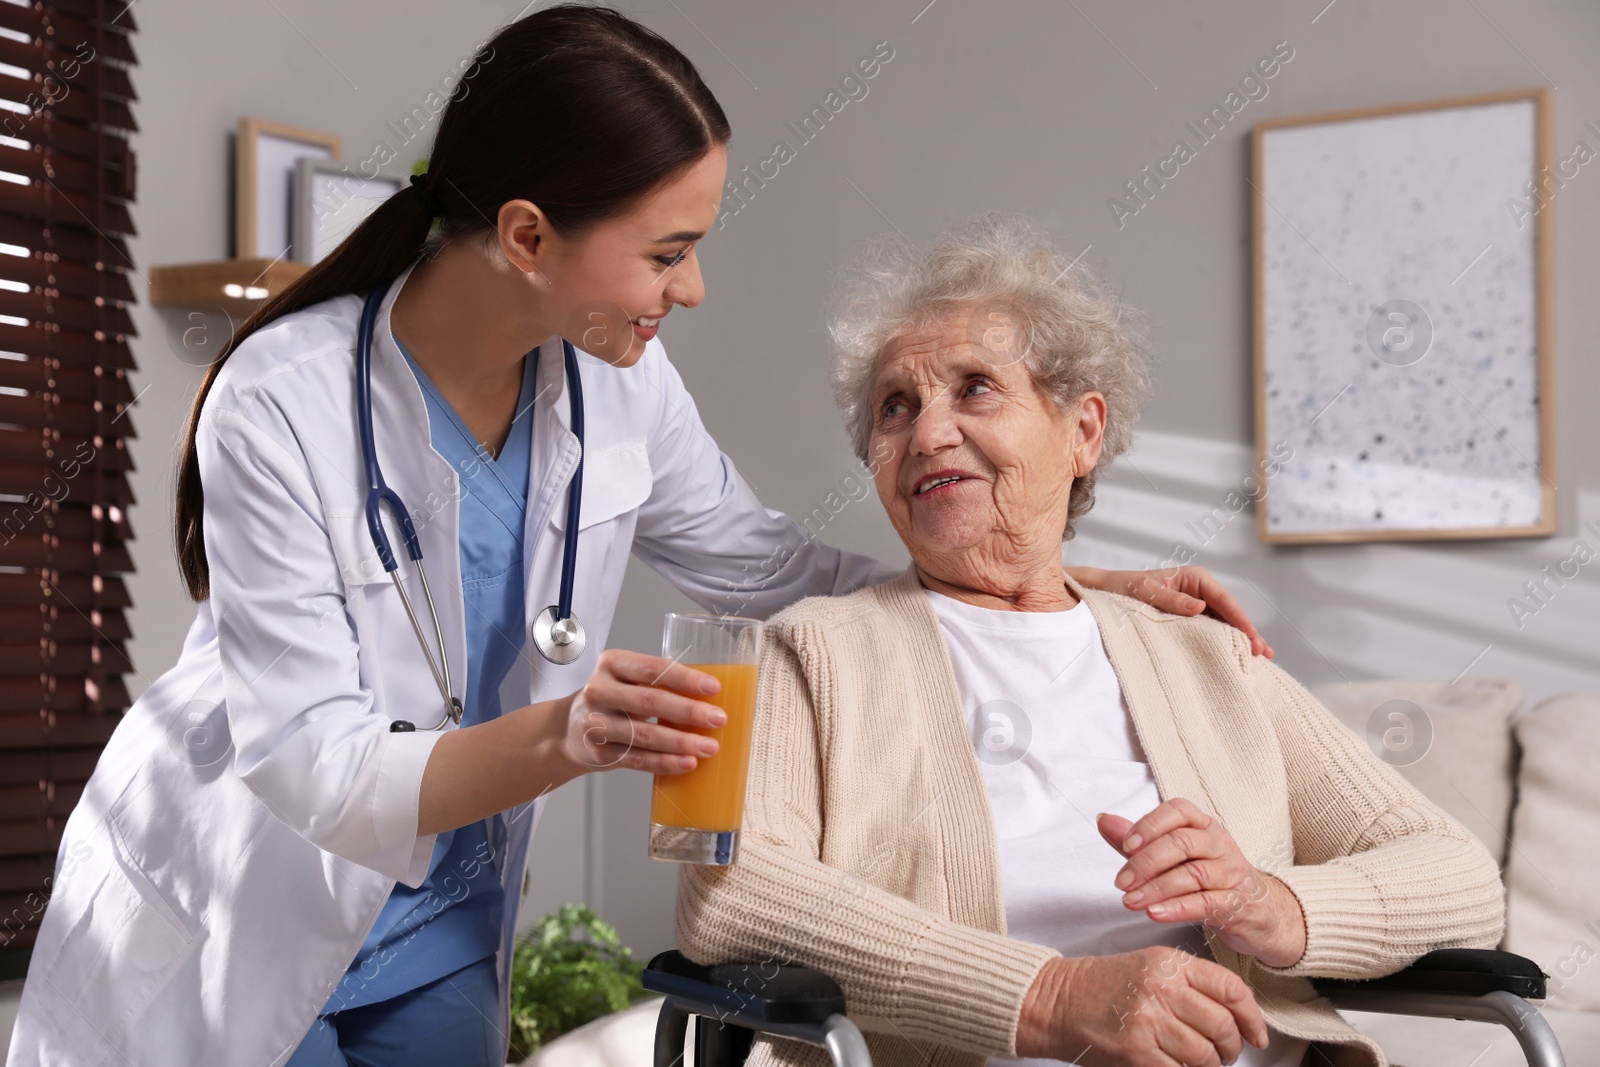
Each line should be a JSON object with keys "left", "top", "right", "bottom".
{"left": 293, "top": 159, "right": 402, "bottom": 264}
{"left": 1254, "top": 91, "right": 1554, "bottom": 542}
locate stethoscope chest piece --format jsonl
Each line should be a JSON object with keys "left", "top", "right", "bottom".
{"left": 532, "top": 605, "right": 586, "bottom": 665}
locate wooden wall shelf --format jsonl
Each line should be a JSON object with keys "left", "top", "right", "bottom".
{"left": 149, "top": 258, "right": 309, "bottom": 317}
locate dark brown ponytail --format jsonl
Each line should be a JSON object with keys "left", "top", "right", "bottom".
{"left": 174, "top": 4, "right": 731, "bottom": 600}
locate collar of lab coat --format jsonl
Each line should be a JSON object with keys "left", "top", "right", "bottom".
{"left": 371, "top": 257, "right": 582, "bottom": 503}
{"left": 377, "top": 259, "right": 585, "bottom": 438}
{"left": 373, "top": 257, "right": 577, "bottom": 435}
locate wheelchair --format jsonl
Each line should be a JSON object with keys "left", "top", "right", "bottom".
{"left": 644, "top": 947, "right": 1564, "bottom": 1067}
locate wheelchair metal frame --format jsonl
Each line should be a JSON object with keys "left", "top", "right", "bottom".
{"left": 1319, "top": 985, "right": 1564, "bottom": 1067}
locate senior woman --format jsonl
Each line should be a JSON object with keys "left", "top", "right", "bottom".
{"left": 674, "top": 215, "right": 1505, "bottom": 1067}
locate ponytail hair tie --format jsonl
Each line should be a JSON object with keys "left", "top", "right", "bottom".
{"left": 409, "top": 172, "right": 443, "bottom": 217}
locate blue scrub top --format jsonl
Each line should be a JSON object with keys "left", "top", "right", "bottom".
{"left": 322, "top": 340, "right": 540, "bottom": 1012}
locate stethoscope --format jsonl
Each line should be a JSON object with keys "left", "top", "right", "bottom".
{"left": 356, "top": 283, "right": 587, "bottom": 733}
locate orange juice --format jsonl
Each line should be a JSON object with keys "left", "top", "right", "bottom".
{"left": 650, "top": 663, "right": 758, "bottom": 832}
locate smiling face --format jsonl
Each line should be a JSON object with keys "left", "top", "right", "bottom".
{"left": 498, "top": 143, "right": 727, "bottom": 366}
{"left": 867, "top": 308, "right": 1107, "bottom": 605}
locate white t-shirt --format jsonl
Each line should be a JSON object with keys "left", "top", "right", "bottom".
{"left": 927, "top": 589, "right": 1308, "bottom": 1067}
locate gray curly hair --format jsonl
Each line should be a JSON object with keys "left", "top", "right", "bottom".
{"left": 827, "top": 213, "right": 1153, "bottom": 540}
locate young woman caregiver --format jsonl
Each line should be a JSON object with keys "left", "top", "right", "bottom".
{"left": 9, "top": 6, "right": 1271, "bottom": 1067}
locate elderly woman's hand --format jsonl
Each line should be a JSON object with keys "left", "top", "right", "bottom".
{"left": 1020, "top": 949, "right": 1268, "bottom": 1067}
{"left": 1097, "top": 800, "right": 1307, "bottom": 969}
{"left": 1066, "top": 565, "right": 1274, "bottom": 659}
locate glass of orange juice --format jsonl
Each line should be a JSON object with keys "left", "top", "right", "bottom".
{"left": 648, "top": 612, "right": 762, "bottom": 865}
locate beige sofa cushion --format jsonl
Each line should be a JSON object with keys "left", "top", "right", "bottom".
{"left": 1308, "top": 678, "right": 1521, "bottom": 867}
{"left": 525, "top": 997, "right": 665, "bottom": 1067}
{"left": 1505, "top": 693, "right": 1600, "bottom": 1010}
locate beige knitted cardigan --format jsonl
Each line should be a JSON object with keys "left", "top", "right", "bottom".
{"left": 675, "top": 568, "right": 1506, "bottom": 1067}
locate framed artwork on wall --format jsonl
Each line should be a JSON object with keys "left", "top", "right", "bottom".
{"left": 292, "top": 159, "right": 402, "bottom": 264}
{"left": 1252, "top": 88, "right": 1556, "bottom": 544}
{"left": 235, "top": 117, "right": 340, "bottom": 260}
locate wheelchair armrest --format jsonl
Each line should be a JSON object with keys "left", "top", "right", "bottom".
{"left": 1314, "top": 950, "right": 1565, "bottom": 1067}
{"left": 645, "top": 952, "right": 870, "bottom": 1067}
{"left": 1312, "top": 948, "right": 1548, "bottom": 1001}
{"left": 643, "top": 950, "right": 847, "bottom": 1025}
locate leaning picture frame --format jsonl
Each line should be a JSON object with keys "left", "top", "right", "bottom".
{"left": 292, "top": 159, "right": 403, "bottom": 265}
{"left": 1252, "top": 88, "right": 1556, "bottom": 544}
{"left": 235, "top": 117, "right": 341, "bottom": 260}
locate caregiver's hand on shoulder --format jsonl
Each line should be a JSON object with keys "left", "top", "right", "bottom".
{"left": 560, "top": 649, "right": 726, "bottom": 774}
{"left": 1019, "top": 948, "right": 1268, "bottom": 1067}
{"left": 1065, "top": 565, "right": 1274, "bottom": 659}
{"left": 1097, "top": 800, "right": 1308, "bottom": 969}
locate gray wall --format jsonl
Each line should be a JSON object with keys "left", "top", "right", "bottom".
{"left": 124, "top": 0, "right": 1599, "bottom": 960}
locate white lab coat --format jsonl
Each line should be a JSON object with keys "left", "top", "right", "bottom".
{"left": 7, "top": 259, "right": 894, "bottom": 1067}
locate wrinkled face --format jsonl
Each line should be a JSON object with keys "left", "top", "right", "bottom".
{"left": 505, "top": 144, "right": 727, "bottom": 367}
{"left": 866, "top": 308, "right": 1104, "bottom": 580}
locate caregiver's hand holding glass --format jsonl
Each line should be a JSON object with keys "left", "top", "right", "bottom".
{"left": 556, "top": 613, "right": 763, "bottom": 866}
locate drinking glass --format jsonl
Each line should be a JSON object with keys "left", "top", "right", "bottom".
{"left": 647, "top": 613, "right": 762, "bottom": 865}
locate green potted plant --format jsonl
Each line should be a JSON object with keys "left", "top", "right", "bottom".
{"left": 506, "top": 904, "right": 655, "bottom": 1063}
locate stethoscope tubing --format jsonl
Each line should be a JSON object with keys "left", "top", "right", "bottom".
{"left": 354, "top": 282, "right": 585, "bottom": 732}
{"left": 555, "top": 340, "right": 583, "bottom": 623}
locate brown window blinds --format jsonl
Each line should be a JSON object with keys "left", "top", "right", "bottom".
{"left": 0, "top": 0, "right": 138, "bottom": 960}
